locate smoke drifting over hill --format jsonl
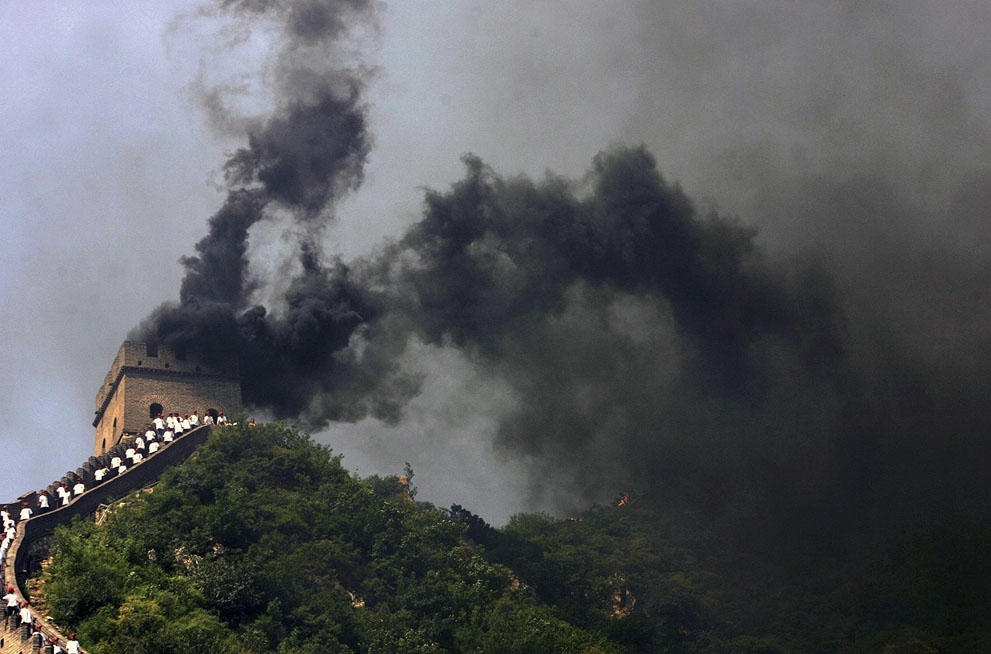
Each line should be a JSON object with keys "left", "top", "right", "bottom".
{"left": 131, "top": 0, "right": 991, "bottom": 549}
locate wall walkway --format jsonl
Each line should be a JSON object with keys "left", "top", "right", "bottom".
{"left": 0, "top": 425, "right": 214, "bottom": 654}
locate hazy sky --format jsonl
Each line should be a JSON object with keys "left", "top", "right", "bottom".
{"left": 2, "top": 1, "right": 990, "bottom": 527}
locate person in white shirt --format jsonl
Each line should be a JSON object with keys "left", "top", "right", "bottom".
{"left": 18, "top": 601, "right": 31, "bottom": 629}
{"left": 163, "top": 430, "right": 174, "bottom": 442}
{"left": 153, "top": 413, "right": 165, "bottom": 435}
{"left": 135, "top": 435, "right": 145, "bottom": 451}
{"left": 132, "top": 452, "right": 144, "bottom": 465}
{"left": 189, "top": 411, "right": 200, "bottom": 426}
{"left": 66, "top": 633, "right": 81, "bottom": 654}
{"left": 19, "top": 503, "right": 32, "bottom": 522}
{"left": 94, "top": 466, "right": 109, "bottom": 482}
{"left": 37, "top": 491, "right": 49, "bottom": 511}
{"left": 73, "top": 481, "right": 85, "bottom": 496}
{"left": 148, "top": 441, "right": 160, "bottom": 454}
{"left": 3, "top": 586, "right": 18, "bottom": 618}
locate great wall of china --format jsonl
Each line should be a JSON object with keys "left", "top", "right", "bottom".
{"left": 0, "top": 424, "right": 215, "bottom": 654}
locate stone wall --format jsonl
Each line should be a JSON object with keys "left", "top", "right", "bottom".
{"left": 93, "top": 341, "right": 240, "bottom": 456}
{"left": 1, "top": 425, "right": 215, "bottom": 654}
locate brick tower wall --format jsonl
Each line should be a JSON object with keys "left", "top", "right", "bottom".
{"left": 93, "top": 341, "right": 241, "bottom": 456}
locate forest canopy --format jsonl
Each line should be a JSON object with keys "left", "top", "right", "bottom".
{"left": 39, "top": 422, "right": 617, "bottom": 653}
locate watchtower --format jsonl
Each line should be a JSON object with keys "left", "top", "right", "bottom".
{"left": 93, "top": 341, "right": 242, "bottom": 456}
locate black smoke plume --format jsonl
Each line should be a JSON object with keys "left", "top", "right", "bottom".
{"left": 133, "top": 0, "right": 991, "bottom": 556}
{"left": 134, "top": 0, "right": 385, "bottom": 422}
{"left": 364, "top": 147, "right": 991, "bottom": 553}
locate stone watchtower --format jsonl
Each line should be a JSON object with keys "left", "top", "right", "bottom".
{"left": 93, "top": 341, "right": 242, "bottom": 456}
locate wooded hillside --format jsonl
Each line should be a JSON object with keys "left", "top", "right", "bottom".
{"left": 37, "top": 422, "right": 991, "bottom": 653}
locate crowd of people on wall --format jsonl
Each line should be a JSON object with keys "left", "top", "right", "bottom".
{"left": 0, "top": 407, "right": 237, "bottom": 653}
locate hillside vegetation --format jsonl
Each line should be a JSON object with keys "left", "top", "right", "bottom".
{"left": 38, "top": 423, "right": 991, "bottom": 652}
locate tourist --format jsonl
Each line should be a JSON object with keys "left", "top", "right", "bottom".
{"left": 30, "top": 625, "right": 44, "bottom": 652}
{"left": 19, "top": 600, "right": 31, "bottom": 630}
{"left": 57, "top": 484, "right": 70, "bottom": 507}
{"left": 4, "top": 586, "right": 18, "bottom": 617}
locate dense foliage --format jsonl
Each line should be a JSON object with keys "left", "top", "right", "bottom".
{"left": 40, "top": 423, "right": 991, "bottom": 652}
{"left": 41, "top": 423, "right": 616, "bottom": 653}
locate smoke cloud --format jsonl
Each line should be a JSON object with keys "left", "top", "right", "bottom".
{"left": 134, "top": 0, "right": 384, "bottom": 416}
{"left": 131, "top": 0, "right": 991, "bottom": 553}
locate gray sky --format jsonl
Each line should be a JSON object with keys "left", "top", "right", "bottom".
{"left": 2, "top": 1, "right": 990, "bottom": 526}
